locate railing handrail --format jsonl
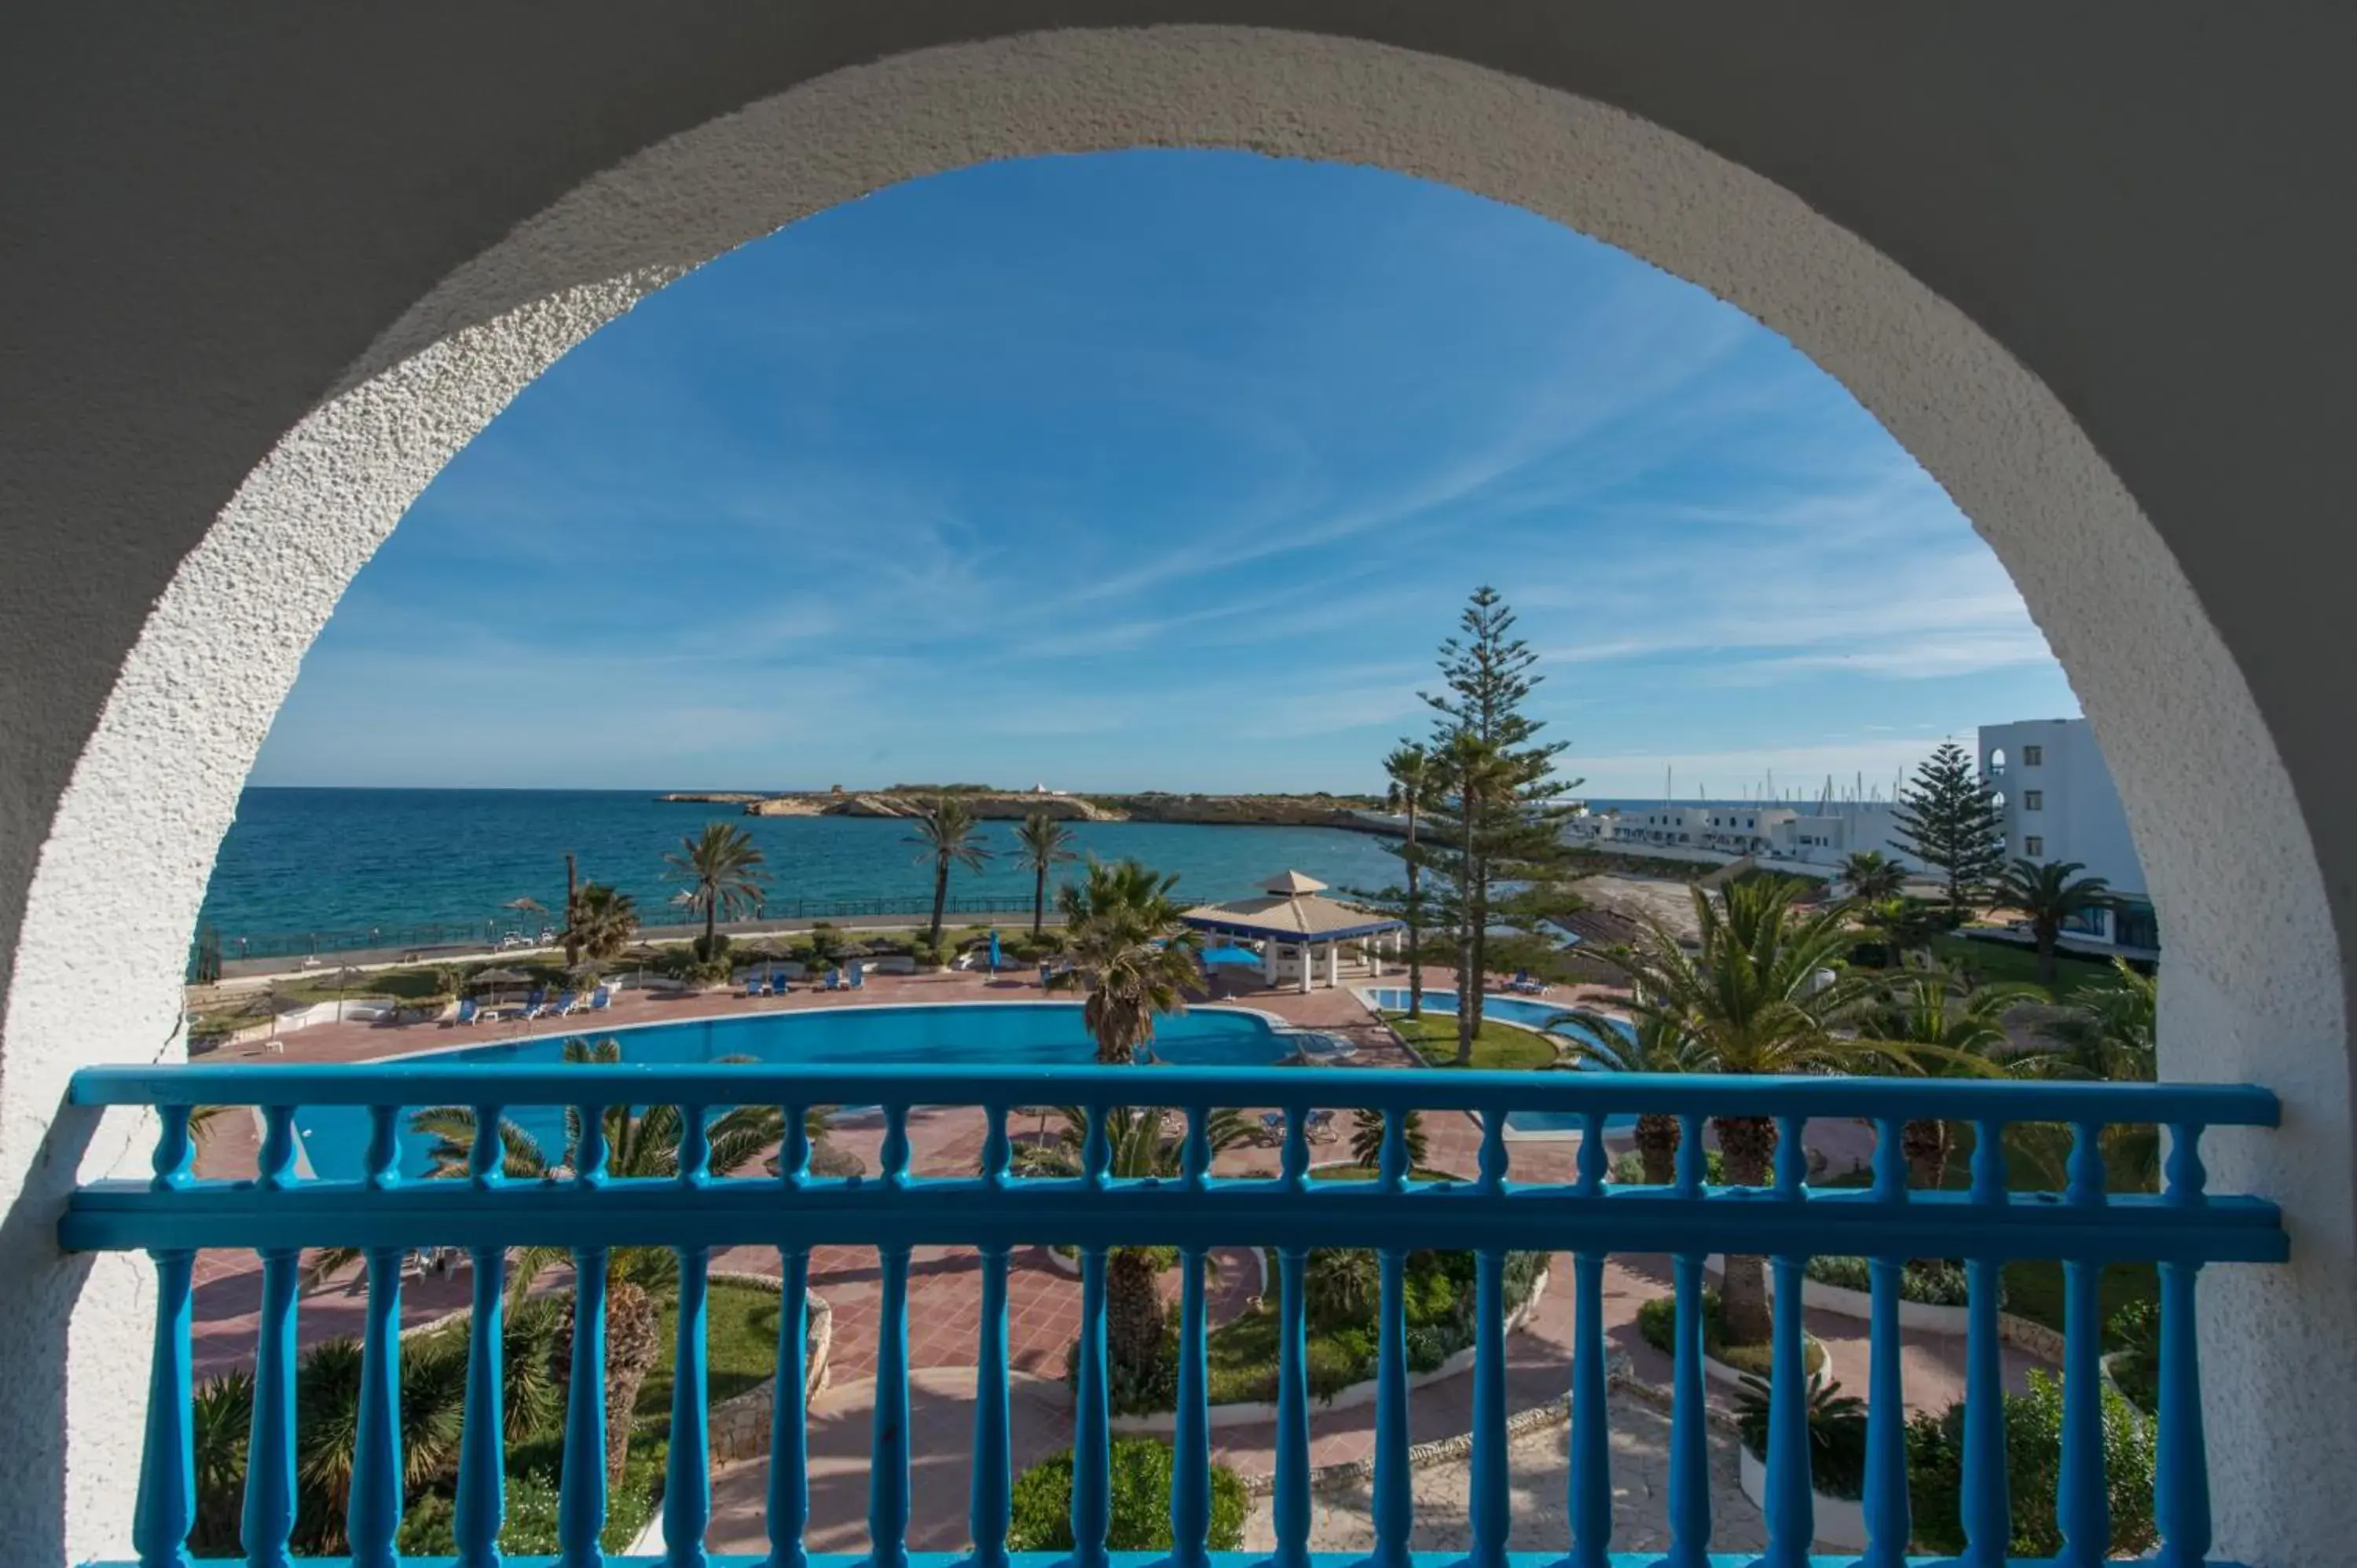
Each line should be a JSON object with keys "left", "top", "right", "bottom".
{"left": 68, "top": 1060, "right": 2282, "bottom": 1126}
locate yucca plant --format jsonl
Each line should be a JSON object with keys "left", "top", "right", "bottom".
{"left": 1734, "top": 1369, "right": 1869, "bottom": 1500}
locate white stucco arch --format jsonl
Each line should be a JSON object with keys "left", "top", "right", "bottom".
{"left": 2, "top": 24, "right": 2348, "bottom": 1563}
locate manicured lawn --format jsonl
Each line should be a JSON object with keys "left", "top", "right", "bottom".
{"left": 1383, "top": 1011, "right": 1558, "bottom": 1070}
{"left": 1925, "top": 933, "right": 2122, "bottom": 1001}
{"left": 639, "top": 1277, "right": 786, "bottom": 1435}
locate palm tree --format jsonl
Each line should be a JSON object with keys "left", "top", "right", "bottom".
{"left": 1602, "top": 880, "right": 1918, "bottom": 1344}
{"left": 663, "top": 822, "right": 770, "bottom": 960}
{"left": 1383, "top": 742, "right": 1439, "bottom": 1019}
{"left": 2037, "top": 958, "right": 2161, "bottom": 1189}
{"left": 1047, "top": 859, "right": 1204, "bottom": 1064}
{"left": 562, "top": 881, "right": 640, "bottom": 973}
{"left": 1015, "top": 811, "right": 1080, "bottom": 939}
{"left": 1016, "top": 1105, "right": 1252, "bottom": 1383}
{"left": 906, "top": 797, "right": 992, "bottom": 954}
{"left": 1347, "top": 1108, "right": 1429, "bottom": 1172}
{"left": 1992, "top": 857, "right": 2113, "bottom": 986}
{"left": 308, "top": 1039, "right": 783, "bottom": 1486}
{"left": 1854, "top": 895, "right": 1949, "bottom": 968}
{"left": 189, "top": 1370, "right": 252, "bottom": 1556}
{"left": 1838, "top": 850, "right": 1908, "bottom": 903}
{"left": 1556, "top": 1009, "right": 1710, "bottom": 1185}
{"left": 1863, "top": 969, "right": 2048, "bottom": 1188}
{"left": 293, "top": 1333, "right": 468, "bottom": 1552}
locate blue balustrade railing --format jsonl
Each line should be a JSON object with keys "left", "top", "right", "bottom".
{"left": 63, "top": 1063, "right": 2282, "bottom": 1566}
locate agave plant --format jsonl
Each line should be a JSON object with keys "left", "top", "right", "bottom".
{"left": 1734, "top": 1370, "right": 1869, "bottom": 1500}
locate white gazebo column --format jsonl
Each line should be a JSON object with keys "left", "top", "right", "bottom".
{"left": 1366, "top": 938, "right": 1381, "bottom": 980}
{"left": 1325, "top": 943, "right": 1340, "bottom": 988}
{"left": 1298, "top": 945, "right": 1314, "bottom": 995}
{"left": 1262, "top": 939, "right": 1278, "bottom": 987}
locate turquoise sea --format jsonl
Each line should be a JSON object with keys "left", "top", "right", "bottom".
{"left": 197, "top": 788, "right": 1406, "bottom": 950}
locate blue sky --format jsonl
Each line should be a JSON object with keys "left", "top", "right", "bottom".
{"left": 254, "top": 150, "right": 2076, "bottom": 799}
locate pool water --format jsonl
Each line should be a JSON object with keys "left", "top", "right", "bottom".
{"left": 291, "top": 1002, "right": 1285, "bottom": 1181}
{"left": 1362, "top": 987, "right": 1635, "bottom": 1138}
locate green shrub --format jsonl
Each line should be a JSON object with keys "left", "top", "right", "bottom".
{"left": 394, "top": 1455, "right": 661, "bottom": 1557}
{"left": 1635, "top": 1288, "right": 1827, "bottom": 1376}
{"left": 1006, "top": 1441, "right": 1245, "bottom": 1552}
{"left": 1906, "top": 1371, "right": 2155, "bottom": 1559}
{"left": 2105, "top": 1298, "right": 2160, "bottom": 1414}
{"left": 1734, "top": 1372, "right": 1869, "bottom": 1499}
{"left": 1403, "top": 1324, "right": 1450, "bottom": 1373}
{"left": 1805, "top": 1255, "right": 1981, "bottom": 1309}
{"left": 1611, "top": 1148, "right": 1725, "bottom": 1185}
{"left": 1066, "top": 1318, "right": 1182, "bottom": 1418}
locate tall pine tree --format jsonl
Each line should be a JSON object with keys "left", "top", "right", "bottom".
{"left": 1890, "top": 742, "right": 2006, "bottom": 916}
{"left": 1419, "top": 587, "right": 1582, "bottom": 1061}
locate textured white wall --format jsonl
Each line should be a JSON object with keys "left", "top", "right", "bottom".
{"left": 3, "top": 16, "right": 2353, "bottom": 1563}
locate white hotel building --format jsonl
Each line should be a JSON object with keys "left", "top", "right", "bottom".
{"left": 1979, "top": 716, "right": 2158, "bottom": 954}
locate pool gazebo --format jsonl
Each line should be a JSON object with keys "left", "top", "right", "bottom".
{"left": 1180, "top": 870, "right": 1408, "bottom": 992}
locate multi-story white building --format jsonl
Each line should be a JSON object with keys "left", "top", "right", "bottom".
{"left": 1979, "top": 717, "right": 2157, "bottom": 953}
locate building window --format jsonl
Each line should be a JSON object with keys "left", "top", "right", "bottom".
{"left": 2024, "top": 835, "right": 2045, "bottom": 856}
{"left": 2024, "top": 790, "right": 2044, "bottom": 811}
{"left": 2022, "top": 745, "right": 2044, "bottom": 765}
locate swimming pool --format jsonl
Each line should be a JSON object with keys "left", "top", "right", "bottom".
{"left": 290, "top": 1002, "right": 1287, "bottom": 1181}
{"left": 1361, "top": 987, "right": 1635, "bottom": 1138}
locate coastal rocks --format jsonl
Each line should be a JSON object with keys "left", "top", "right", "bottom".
{"left": 742, "top": 797, "right": 827, "bottom": 816}
{"left": 669, "top": 786, "right": 1402, "bottom": 833}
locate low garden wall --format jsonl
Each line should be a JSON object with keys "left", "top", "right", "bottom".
{"left": 1701, "top": 1255, "right": 2066, "bottom": 1359}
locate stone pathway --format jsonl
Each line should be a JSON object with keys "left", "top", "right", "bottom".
{"left": 1242, "top": 1391, "right": 1769, "bottom": 1558}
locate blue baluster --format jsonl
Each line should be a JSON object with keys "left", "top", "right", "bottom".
{"left": 1476, "top": 1107, "right": 1508, "bottom": 1195}
{"left": 1569, "top": 1251, "right": 1610, "bottom": 1568}
{"left": 1372, "top": 1247, "right": 1411, "bottom": 1568}
{"left": 1862, "top": 1258, "right": 1910, "bottom": 1568}
{"left": 2154, "top": 1258, "right": 2212, "bottom": 1566}
{"left": 1274, "top": 1246, "right": 1311, "bottom": 1568}
{"left": 1281, "top": 1105, "right": 1308, "bottom": 1191}
{"left": 1666, "top": 1253, "right": 1710, "bottom": 1567}
{"left": 779, "top": 1102, "right": 809, "bottom": 1189}
{"left": 880, "top": 1104, "right": 910, "bottom": 1190}
{"left": 1675, "top": 1113, "right": 1705, "bottom": 1196}
{"left": 981, "top": 1104, "right": 1010, "bottom": 1190}
{"left": 470, "top": 1102, "right": 506, "bottom": 1190}
{"left": 151, "top": 1103, "right": 194, "bottom": 1192}
{"left": 973, "top": 1244, "right": 1012, "bottom": 1568}
{"left": 1182, "top": 1103, "right": 1211, "bottom": 1192}
{"left": 677, "top": 1102, "right": 710, "bottom": 1187}
{"left": 1774, "top": 1115, "right": 1806, "bottom": 1196}
{"left": 1082, "top": 1105, "right": 1110, "bottom": 1191}
{"left": 456, "top": 1247, "right": 507, "bottom": 1566}
{"left": 1575, "top": 1111, "right": 1608, "bottom": 1195}
{"left": 242, "top": 1245, "right": 299, "bottom": 1568}
{"left": 257, "top": 1103, "right": 295, "bottom": 1191}
{"left": 560, "top": 1248, "right": 609, "bottom": 1567}
{"left": 1172, "top": 1244, "right": 1211, "bottom": 1568}
{"left": 766, "top": 1247, "right": 809, "bottom": 1568}
{"left": 1378, "top": 1108, "right": 1408, "bottom": 1194}
{"left": 1072, "top": 1246, "right": 1111, "bottom": 1568}
{"left": 1470, "top": 1247, "right": 1508, "bottom": 1566}
{"left": 348, "top": 1246, "right": 405, "bottom": 1568}
{"left": 348, "top": 1105, "right": 405, "bottom": 1566}
{"left": 2156, "top": 1123, "right": 2215, "bottom": 1568}
{"left": 1962, "top": 1255, "right": 2010, "bottom": 1566}
{"left": 665, "top": 1245, "right": 710, "bottom": 1568}
{"left": 1762, "top": 1254, "right": 1813, "bottom": 1566}
{"left": 2057, "top": 1257, "right": 2110, "bottom": 1566}
{"left": 871, "top": 1242, "right": 911, "bottom": 1568}
{"left": 132, "top": 1248, "right": 196, "bottom": 1568}
{"left": 364, "top": 1101, "right": 400, "bottom": 1192}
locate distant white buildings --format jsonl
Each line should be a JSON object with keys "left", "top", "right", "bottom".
{"left": 1562, "top": 716, "right": 2157, "bottom": 957}
{"left": 1979, "top": 717, "right": 2157, "bottom": 954}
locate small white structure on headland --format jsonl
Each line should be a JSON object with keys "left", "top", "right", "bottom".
{"left": 1180, "top": 870, "right": 1408, "bottom": 993}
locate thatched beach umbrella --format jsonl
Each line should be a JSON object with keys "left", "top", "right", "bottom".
{"left": 471, "top": 965, "right": 530, "bottom": 1008}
